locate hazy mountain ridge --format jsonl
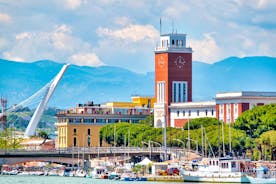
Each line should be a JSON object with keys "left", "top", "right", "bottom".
{"left": 0, "top": 56, "right": 275, "bottom": 109}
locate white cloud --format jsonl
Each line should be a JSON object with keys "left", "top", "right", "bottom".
{"left": 190, "top": 34, "right": 222, "bottom": 63}
{"left": 62, "top": 0, "right": 85, "bottom": 9}
{"left": 97, "top": 24, "right": 159, "bottom": 42}
{"left": 163, "top": 1, "right": 189, "bottom": 18}
{"left": 3, "top": 52, "right": 24, "bottom": 62}
{"left": 68, "top": 53, "right": 105, "bottom": 67}
{"left": 114, "top": 17, "right": 132, "bottom": 26}
{"left": 0, "top": 13, "right": 12, "bottom": 24}
{"left": 3, "top": 24, "right": 93, "bottom": 64}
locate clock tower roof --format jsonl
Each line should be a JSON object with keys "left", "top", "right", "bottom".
{"left": 155, "top": 33, "right": 192, "bottom": 53}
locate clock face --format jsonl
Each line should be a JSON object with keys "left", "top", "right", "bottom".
{"left": 174, "top": 56, "right": 186, "bottom": 69}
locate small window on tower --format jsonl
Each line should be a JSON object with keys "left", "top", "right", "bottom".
{"left": 172, "top": 39, "right": 175, "bottom": 45}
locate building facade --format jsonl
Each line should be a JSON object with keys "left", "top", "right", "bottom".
{"left": 170, "top": 101, "right": 216, "bottom": 128}
{"left": 56, "top": 96, "right": 153, "bottom": 148}
{"left": 154, "top": 33, "right": 193, "bottom": 128}
{"left": 215, "top": 91, "right": 276, "bottom": 123}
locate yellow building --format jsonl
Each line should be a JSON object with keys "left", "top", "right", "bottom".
{"left": 56, "top": 96, "right": 154, "bottom": 149}
{"left": 131, "top": 96, "right": 155, "bottom": 108}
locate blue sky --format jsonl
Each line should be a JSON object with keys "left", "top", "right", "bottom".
{"left": 0, "top": 0, "right": 276, "bottom": 73}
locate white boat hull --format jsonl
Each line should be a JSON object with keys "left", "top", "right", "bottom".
{"left": 247, "top": 176, "right": 276, "bottom": 184}
{"left": 181, "top": 170, "right": 250, "bottom": 183}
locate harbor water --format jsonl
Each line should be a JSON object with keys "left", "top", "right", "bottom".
{"left": 0, "top": 175, "right": 226, "bottom": 184}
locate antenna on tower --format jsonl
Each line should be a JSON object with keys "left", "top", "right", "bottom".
{"left": 159, "top": 18, "right": 162, "bottom": 35}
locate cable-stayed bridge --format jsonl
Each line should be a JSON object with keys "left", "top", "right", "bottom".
{"left": 0, "top": 64, "right": 70, "bottom": 137}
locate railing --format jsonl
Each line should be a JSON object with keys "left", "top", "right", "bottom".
{"left": 0, "top": 146, "right": 185, "bottom": 156}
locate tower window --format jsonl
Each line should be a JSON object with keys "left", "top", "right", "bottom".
{"left": 157, "top": 81, "right": 165, "bottom": 103}
{"left": 88, "top": 129, "right": 90, "bottom": 135}
{"left": 87, "top": 136, "right": 91, "bottom": 147}
{"left": 73, "top": 137, "right": 77, "bottom": 147}
{"left": 205, "top": 110, "right": 208, "bottom": 116}
{"left": 197, "top": 110, "right": 199, "bottom": 116}
{"left": 177, "top": 111, "right": 179, "bottom": 117}
{"left": 172, "top": 39, "right": 175, "bottom": 45}
{"left": 73, "top": 128, "right": 77, "bottom": 135}
{"left": 172, "top": 81, "right": 187, "bottom": 103}
{"left": 188, "top": 110, "right": 191, "bottom": 116}
{"left": 183, "top": 110, "right": 185, "bottom": 116}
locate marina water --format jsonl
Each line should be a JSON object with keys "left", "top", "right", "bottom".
{"left": 0, "top": 176, "right": 218, "bottom": 184}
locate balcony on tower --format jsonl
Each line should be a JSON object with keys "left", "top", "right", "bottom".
{"left": 155, "top": 33, "right": 192, "bottom": 53}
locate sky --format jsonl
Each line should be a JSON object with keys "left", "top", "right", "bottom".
{"left": 0, "top": 0, "right": 276, "bottom": 73}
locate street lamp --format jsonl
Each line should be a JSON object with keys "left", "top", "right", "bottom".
{"left": 186, "top": 138, "right": 198, "bottom": 154}
{"left": 141, "top": 141, "right": 151, "bottom": 159}
{"left": 173, "top": 138, "right": 186, "bottom": 158}
{"left": 149, "top": 140, "right": 162, "bottom": 161}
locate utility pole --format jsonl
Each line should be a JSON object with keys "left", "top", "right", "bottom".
{"left": 201, "top": 125, "right": 204, "bottom": 157}
{"left": 218, "top": 121, "right": 221, "bottom": 157}
{"left": 188, "top": 118, "right": 190, "bottom": 152}
{"left": 222, "top": 121, "right": 225, "bottom": 157}
{"left": 163, "top": 112, "right": 167, "bottom": 161}
{"left": 229, "top": 123, "right": 232, "bottom": 155}
{"left": 1, "top": 97, "right": 7, "bottom": 131}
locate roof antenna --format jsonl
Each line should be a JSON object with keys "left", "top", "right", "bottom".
{"left": 160, "top": 18, "right": 162, "bottom": 35}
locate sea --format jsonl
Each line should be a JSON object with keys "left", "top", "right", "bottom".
{"left": 0, "top": 176, "right": 224, "bottom": 184}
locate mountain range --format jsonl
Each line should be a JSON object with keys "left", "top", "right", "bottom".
{"left": 0, "top": 56, "right": 276, "bottom": 109}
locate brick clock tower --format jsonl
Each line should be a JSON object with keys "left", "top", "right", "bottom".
{"left": 154, "top": 33, "right": 192, "bottom": 127}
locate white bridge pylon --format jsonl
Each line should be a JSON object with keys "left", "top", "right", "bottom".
{"left": 24, "top": 64, "right": 70, "bottom": 137}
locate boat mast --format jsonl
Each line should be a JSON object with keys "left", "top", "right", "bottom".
{"left": 222, "top": 122, "right": 226, "bottom": 157}
{"left": 201, "top": 125, "right": 204, "bottom": 157}
{"left": 229, "top": 123, "right": 232, "bottom": 155}
{"left": 188, "top": 117, "right": 191, "bottom": 156}
{"left": 218, "top": 121, "right": 221, "bottom": 157}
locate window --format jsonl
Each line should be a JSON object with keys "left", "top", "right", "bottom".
{"left": 177, "top": 111, "right": 179, "bottom": 117}
{"left": 73, "top": 128, "right": 77, "bottom": 135}
{"left": 88, "top": 129, "right": 90, "bottom": 135}
{"left": 183, "top": 110, "right": 185, "bottom": 116}
{"left": 197, "top": 110, "right": 199, "bottom": 116}
{"left": 172, "top": 81, "right": 188, "bottom": 102}
{"left": 205, "top": 110, "right": 208, "bottom": 116}
{"left": 157, "top": 81, "right": 165, "bottom": 103}
{"left": 172, "top": 39, "right": 175, "bottom": 45}
{"left": 188, "top": 110, "right": 191, "bottom": 116}
{"left": 173, "top": 83, "right": 176, "bottom": 102}
{"left": 220, "top": 105, "right": 224, "bottom": 114}
{"left": 87, "top": 136, "right": 91, "bottom": 147}
{"left": 73, "top": 137, "right": 77, "bottom": 147}
{"left": 211, "top": 109, "right": 214, "bottom": 116}
{"left": 234, "top": 104, "right": 238, "bottom": 114}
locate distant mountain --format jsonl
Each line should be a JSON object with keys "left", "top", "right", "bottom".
{"left": 0, "top": 59, "right": 154, "bottom": 108}
{"left": 192, "top": 56, "right": 276, "bottom": 101}
{"left": 0, "top": 56, "right": 275, "bottom": 109}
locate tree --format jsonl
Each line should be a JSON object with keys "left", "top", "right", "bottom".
{"left": 254, "top": 130, "right": 276, "bottom": 160}
{"left": 234, "top": 104, "right": 276, "bottom": 138}
{"left": 139, "top": 114, "right": 154, "bottom": 127}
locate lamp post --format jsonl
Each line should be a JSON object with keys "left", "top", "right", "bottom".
{"left": 149, "top": 140, "right": 162, "bottom": 161}
{"left": 173, "top": 138, "right": 186, "bottom": 159}
{"left": 142, "top": 141, "right": 151, "bottom": 159}
{"left": 186, "top": 138, "right": 199, "bottom": 154}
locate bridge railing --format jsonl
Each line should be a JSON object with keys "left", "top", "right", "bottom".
{"left": 0, "top": 146, "right": 196, "bottom": 156}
